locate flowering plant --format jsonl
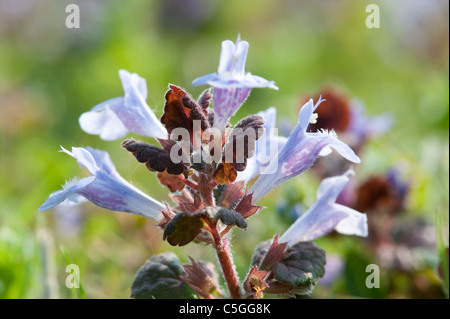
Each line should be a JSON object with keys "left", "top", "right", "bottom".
{"left": 40, "top": 36, "right": 368, "bottom": 299}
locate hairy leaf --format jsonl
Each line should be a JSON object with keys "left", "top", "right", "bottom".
{"left": 214, "top": 207, "right": 247, "bottom": 229}
{"left": 224, "top": 115, "right": 265, "bottom": 167}
{"left": 251, "top": 240, "right": 326, "bottom": 296}
{"left": 216, "top": 181, "right": 245, "bottom": 209}
{"left": 197, "top": 88, "right": 212, "bottom": 112}
{"left": 130, "top": 252, "right": 195, "bottom": 299}
{"left": 215, "top": 115, "right": 265, "bottom": 182}
{"left": 272, "top": 241, "right": 326, "bottom": 287}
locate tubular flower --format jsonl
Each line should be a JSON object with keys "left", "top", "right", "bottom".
{"left": 279, "top": 169, "right": 368, "bottom": 247}
{"left": 192, "top": 35, "right": 278, "bottom": 131}
{"left": 249, "top": 98, "right": 361, "bottom": 204}
{"left": 79, "top": 69, "right": 168, "bottom": 141}
{"left": 39, "top": 146, "right": 165, "bottom": 220}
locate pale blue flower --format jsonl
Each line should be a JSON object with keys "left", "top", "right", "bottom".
{"left": 79, "top": 70, "right": 168, "bottom": 141}
{"left": 192, "top": 36, "right": 278, "bottom": 90}
{"left": 348, "top": 98, "right": 394, "bottom": 142}
{"left": 192, "top": 36, "right": 278, "bottom": 130}
{"left": 249, "top": 98, "right": 361, "bottom": 203}
{"left": 279, "top": 169, "right": 368, "bottom": 247}
{"left": 39, "top": 146, "right": 165, "bottom": 220}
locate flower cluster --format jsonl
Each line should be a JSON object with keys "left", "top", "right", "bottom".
{"left": 40, "top": 36, "right": 368, "bottom": 299}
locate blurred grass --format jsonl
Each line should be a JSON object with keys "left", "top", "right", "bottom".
{"left": 0, "top": 0, "right": 448, "bottom": 298}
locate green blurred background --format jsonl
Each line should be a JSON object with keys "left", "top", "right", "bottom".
{"left": 0, "top": 0, "right": 448, "bottom": 299}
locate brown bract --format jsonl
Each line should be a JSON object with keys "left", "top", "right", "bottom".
{"left": 157, "top": 170, "right": 186, "bottom": 192}
{"left": 234, "top": 193, "right": 263, "bottom": 219}
{"left": 122, "top": 139, "right": 185, "bottom": 175}
{"left": 213, "top": 162, "right": 238, "bottom": 184}
{"left": 244, "top": 265, "right": 269, "bottom": 299}
{"left": 161, "top": 84, "right": 210, "bottom": 141}
{"left": 213, "top": 115, "right": 265, "bottom": 184}
{"left": 182, "top": 257, "right": 220, "bottom": 298}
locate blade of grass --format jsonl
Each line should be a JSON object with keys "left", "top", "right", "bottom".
{"left": 435, "top": 210, "right": 449, "bottom": 299}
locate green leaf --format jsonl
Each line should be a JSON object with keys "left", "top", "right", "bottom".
{"left": 272, "top": 241, "right": 326, "bottom": 287}
{"left": 130, "top": 252, "right": 196, "bottom": 299}
{"left": 252, "top": 240, "right": 326, "bottom": 295}
{"left": 163, "top": 207, "right": 247, "bottom": 246}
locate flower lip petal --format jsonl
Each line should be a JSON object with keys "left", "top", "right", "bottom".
{"left": 85, "top": 146, "right": 119, "bottom": 177}
{"left": 218, "top": 40, "right": 236, "bottom": 74}
{"left": 79, "top": 69, "right": 168, "bottom": 141}
{"left": 39, "top": 176, "right": 95, "bottom": 212}
{"left": 333, "top": 205, "right": 368, "bottom": 237}
{"left": 192, "top": 36, "right": 277, "bottom": 90}
{"left": 116, "top": 70, "right": 168, "bottom": 139}
{"left": 119, "top": 69, "right": 147, "bottom": 100}
{"left": 298, "top": 99, "right": 315, "bottom": 131}
{"left": 317, "top": 168, "right": 354, "bottom": 200}
{"left": 298, "top": 97, "right": 325, "bottom": 131}
{"left": 79, "top": 98, "right": 129, "bottom": 141}
{"left": 233, "top": 39, "right": 249, "bottom": 74}
{"left": 191, "top": 73, "right": 218, "bottom": 87}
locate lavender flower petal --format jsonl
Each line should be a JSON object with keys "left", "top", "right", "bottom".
{"left": 79, "top": 70, "right": 167, "bottom": 141}
{"left": 218, "top": 39, "right": 248, "bottom": 74}
{"left": 79, "top": 98, "right": 129, "bottom": 141}
{"left": 39, "top": 177, "right": 94, "bottom": 211}
{"left": 212, "top": 87, "right": 251, "bottom": 130}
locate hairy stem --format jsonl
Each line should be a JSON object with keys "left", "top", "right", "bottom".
{"left": 210, "top": 224, "right": 242, "bottom": 299}
{"left": 203, "top": 188, "right": 215, "bottom": 206}
{"left": 198, "top": 173, "right": 216, "bottom": 206}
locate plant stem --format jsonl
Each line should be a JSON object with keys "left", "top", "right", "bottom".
{"left": 198, "top": 173, "right": 216, "bottom": 207}
{"left": 203, "top": 188, "right": 214, "bottom": 206}
{"left": 210, "top": 224, "right": 242, "bottom": 299}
